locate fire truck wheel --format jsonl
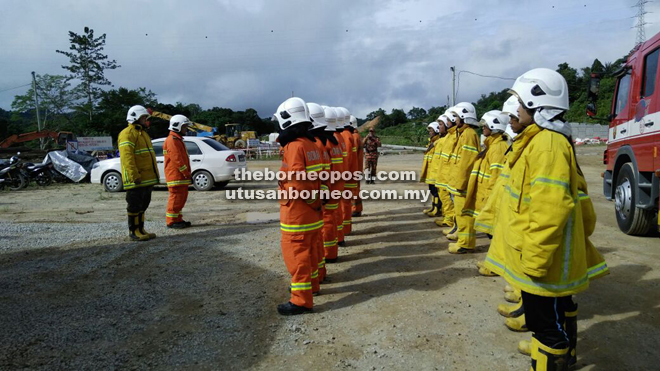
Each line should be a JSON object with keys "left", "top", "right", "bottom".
{"left": 614, "top": 163, "right": 654, "bottom": 235}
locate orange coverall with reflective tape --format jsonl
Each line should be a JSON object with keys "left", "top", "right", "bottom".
{"left": 163, "top": 131, "right": 191, "bottom": 225}
{"left": 334, "top": 132, "right": 348, "bottom": 243}
{"left": 279, "top": 137, "right": 323, "bottom": 308}
{"left": 324, "top": 137, "right": 344, "bottom": 261}
{"left": 313, "top": 138, "right": 331, "bottom": 282}
{"left": 340, "top": 130, "right": 357, "bottom": 235}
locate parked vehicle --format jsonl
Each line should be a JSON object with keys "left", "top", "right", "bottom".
{"left": 90, "top": 136, "right": 247, "bottom": 192}
{"left": 588, "top": 33, "right": 660, "bottom": 235}
{"left": 0, "top": 153, "right": 27, "bottom": 191}
{"left": 21, "top": 162, "right": 54, "bottom": 187}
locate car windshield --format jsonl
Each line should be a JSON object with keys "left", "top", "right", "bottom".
{"left": 203, "top": 139, "right": 230, "bottom": 151}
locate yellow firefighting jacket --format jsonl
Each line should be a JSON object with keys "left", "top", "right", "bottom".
{"left": 447, "top": 125, "right": 480, "bottom": 196}
{"left": 462, "top": 133, "right": 509, "bottom": 216}
{"left": 420, "top": 134, "right": 440, "bottom": 183}
{"left": 428, "top": 137, "right": 445, "bottom": 185}
{"left": 482, "top": 124, "right": 608, "bottom": 297}
{"left": 435, "top": 126, "right": 458, "bottom": 190}
{"left": 118, "top": 123, "right": 159, "bottom": 189}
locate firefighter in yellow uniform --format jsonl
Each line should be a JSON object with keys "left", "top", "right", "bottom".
{"left": 488, "top": 69, "right": 609, "bottom": 370}
{"left": 460, "top": 110, "right": 510, "bottom": 253}
{"left": 444, "top": 102, "right": 481, "bottom": 253}
{"left": 434, "top": 110, "right": 459, "bottom": 228}
{"left": 118, "top": 105, "right": 160, "bottom": 241}
{"left": 421, "top": 122, "right": 441, "bottom": 215}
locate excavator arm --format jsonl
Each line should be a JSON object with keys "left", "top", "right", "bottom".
{"left": 0, "top": 130, "right": 74, "bottom": 149}
{"left": 148, "top": 109, "right": 214, "bottom": 133}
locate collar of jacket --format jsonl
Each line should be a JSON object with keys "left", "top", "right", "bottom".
{"left": 426, "top": 134, "right": 440, "bottom": 153}
{"left": 170, "top": 131, "right": 183, "bottom": 140}
{"left": 131, "top": 123, "right": 143, "bottom": 131}
{"left": 447, "top": 126, "right": 457, "bottom": 136}
{"left": 484, "top": 132, "right": 504, "bottom": 148}
{"left": 507, "top": 123, "right": 542, "bottom": 167}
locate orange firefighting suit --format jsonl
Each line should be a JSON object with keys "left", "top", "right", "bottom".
{"left": 334, "top": 131, "right": 348, "bottom": 243}
{"left": 313, "top": 137, "right": 331, "bottom": 282}
{"left": 279, "top": 137, "right": 324, "bottom": 308}
{"left": 341, "top": 129, "right": 357, "bottom": 234}
{"left": 324, "top": 136, "right": 345, "bottom": 260}
{"left": 352, "top": 130, "right": 364, "bottom": 214}
{"left": 164, "top": 131, "right": 192, "bottom": 225}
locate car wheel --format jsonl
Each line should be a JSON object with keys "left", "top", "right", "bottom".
{"left": 215, "top": 181, "right": 229, "bottom": 189}
{"left": 193, "top": 170, "right": 215, "bottom": 191}
{"left": 614, "top": 163, "right": 654, "bottom": 235}
{"left": 103, "top": 171, "right": 124, "bottom": 192}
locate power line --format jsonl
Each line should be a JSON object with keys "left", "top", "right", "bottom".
{"left": 455, "top": 70, "right": 516, "bottom": 101}
{"left": 0, "top": 83, "right": 31, "bottom": 94}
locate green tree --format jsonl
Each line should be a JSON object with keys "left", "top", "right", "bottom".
{"left": 96, "top": 87, "right": 157, "bottom": 141}
{"left": 11, "top": 74, "right": 76, "bottom": 133}
{"left": 56, "top": 27, "right": 120, "bottom": 123}
{"left": 407, "top": 106, "right": 427, "bottom": 120}
{"left": 365, "top": 108, "right": 386, "bottom": 121}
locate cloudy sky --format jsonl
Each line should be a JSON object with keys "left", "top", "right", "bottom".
{"left": 2, "top": 0, "right": 660, "bottom": 118}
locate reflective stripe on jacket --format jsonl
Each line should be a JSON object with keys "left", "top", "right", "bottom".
{"left": 118, "top": 123, "right": 159, "bottom": 189}
{"left": 164, "top": 131, "right": 192, "bottom": 187}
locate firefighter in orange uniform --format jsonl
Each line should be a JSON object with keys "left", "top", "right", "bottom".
{"left": 333, "top": 108, "right": 349, "bottom": 246}
{"left": 338, "top": 107, "right": 357, "bottom": 236}
{"left": 274, "top": 97, "right": 324, "bottom": 316}
{"left": 350, "top": 115, "right": 364, "bottom": 217}
{"left": 164, "top": 115, "right": 193, "bottom": 229}
{"left": 307, "top": 102, "right": 332, "bottom": 282}
{"left": 320, "top": 106, "right": 344, "bottom": 263}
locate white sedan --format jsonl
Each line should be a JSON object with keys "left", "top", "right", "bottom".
{"left": 91, "top": 136, "right": 247, "bottom": 192}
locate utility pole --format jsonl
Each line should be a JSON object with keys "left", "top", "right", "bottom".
{"left": 450, "top": 66, "right": 456, "bottom": 106}
{"left": 633, "top": 0, "right": 649, "bottom": 46}
{"left": 31, "top": 71, "right": 44, "bottom": 149}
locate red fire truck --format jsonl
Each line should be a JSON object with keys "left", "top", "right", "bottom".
{"left": 588, "top": 34, "right": 660, "bottom": 235}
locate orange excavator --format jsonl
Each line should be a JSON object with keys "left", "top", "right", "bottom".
{"left": 0, "top": 130, "right": 75, "bottom": 149}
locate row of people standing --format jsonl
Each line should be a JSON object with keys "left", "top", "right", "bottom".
{"left": 273, "top": 98, "right": 366, "bottom": 316}
{"left": 420, "top": 68, "right": 609, "bottom": 371}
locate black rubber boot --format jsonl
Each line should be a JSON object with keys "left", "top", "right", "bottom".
{"left": 168, "top": 221, "right": 188, "bottom": 229}
{"left": 277, "top": 302, "right": 313, "bottom": 316}
{"left": 565, "top": 306, "right": 578, "bottom": 368}
{"left": 128, "top": 214, "right": 149, "bottom": 241}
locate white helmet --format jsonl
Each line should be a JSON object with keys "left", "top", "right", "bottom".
{"left": 338, "top": 107, "right": 351, "bottom": 127}
{"left": 454, "top": 102, "right": 478, "bottom": 125}
{"left": 480, "top": 110, "right": 508, "bottom": 134}
{"left": 323, "top": 105, "right": 337, "bottom": 132}
{"left": 350, "top": 115, "right": 358, "bottom": 129}
{"left": 307, "top": 103, "right": 327, "bottom": 129}
{"left": 502, "top": 95, "right": 520, "bottom": 119}
{"left": 127, "top": 105, "right": 150, "bottom": 123}
{"left": 444, "top": 109, "right": 458, "bottom": 124}
{"left": 169, "top": 114, "right": 192, "bottom": 132}
{"left": 273, "top": 97, "right": 311, "bottom": 130}
{"left": 334, "top": 107, "right": 345, "bottom": 129}
{"left": 437, "top": 114, "right": 450, "bottom": 126}
{"left": 510, "top": 68, "right": 569, "bottom": 110}
{"left": 427, "top": 122, "right": 440, "bottom": 133}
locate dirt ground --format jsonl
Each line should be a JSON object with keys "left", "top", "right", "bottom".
{"left": 0, "top": 146, "right": 659, "bottom": 370}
